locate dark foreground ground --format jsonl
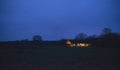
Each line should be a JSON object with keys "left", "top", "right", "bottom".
{"left": 0, "top": 46, "right": 120, "bottom": 70}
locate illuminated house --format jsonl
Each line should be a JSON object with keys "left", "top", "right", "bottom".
{"left": 66, "top": 40, "right": 91, "bottom": 47}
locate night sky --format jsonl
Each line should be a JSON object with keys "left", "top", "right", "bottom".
{"left": 0, "top": 0, "right": 120, "bottom": 41}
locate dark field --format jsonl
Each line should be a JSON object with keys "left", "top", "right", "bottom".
{"left": 0, "top": 46, "right": 120, "bottom": 70}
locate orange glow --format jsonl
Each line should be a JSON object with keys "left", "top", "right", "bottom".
{"left": 66, "top": 40, "right": 91, "bottom": 47}
{"left": 79, "top": 43, "right": 91, "bottom": 47}
{"left": 66, "top": 40, "right": 72, "bottom": 45}
{"left": 79, "top": 43, "right": 86, "bottom": 47}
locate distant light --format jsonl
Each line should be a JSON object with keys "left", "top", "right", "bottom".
{"left": 73, "top": 44, "right": 76, "bottom": 46}
{"left": 66, "top": 40, "right": 91, "bottom": 47}
{"left": 66, "top": 40, "right": 72, "bottom": 45}
{"left": 79, "top": 43, "right": 86, "bottom": 47}
{"left": 70, "top": 44, "right": 76, "bottom": 47}
{"left": 77, "top": 43, "right": 79, "bottom": 46}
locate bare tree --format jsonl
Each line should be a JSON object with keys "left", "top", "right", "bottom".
{"left": 101, "top": 28, "right": 112, "bottom": 35}
{"left": 75, "top": 33, "right": 87, "bottom": 40}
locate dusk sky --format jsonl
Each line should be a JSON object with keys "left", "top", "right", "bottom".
{"left": 0, "top": 0, "right": 120, "bottom": 41}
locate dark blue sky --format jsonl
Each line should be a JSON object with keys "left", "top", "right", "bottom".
{"left": 0, "top": 0, "right": 120, "bottom": 41}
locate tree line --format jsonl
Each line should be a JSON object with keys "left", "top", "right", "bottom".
{"left": 0, "top": 28, "right": 120, "bottom": 48}
{"left": 29, "top": 28, "right": 120, "bottom": 47}
{"left": 73, "top": 28, "right": 120, "bottom": 47}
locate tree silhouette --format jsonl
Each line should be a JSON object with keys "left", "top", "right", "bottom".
{"left": 74, "top": 33, "right": 87, "bottom": 40}
{"left": 32, "top": 35, "right": 42, "bottom": 41}
{"left": 101, "top": 28, "right": 112, "bottom": 35}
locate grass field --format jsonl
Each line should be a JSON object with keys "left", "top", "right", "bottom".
{"left": 0, "top": 46, "right": 120, "bottom": 70}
